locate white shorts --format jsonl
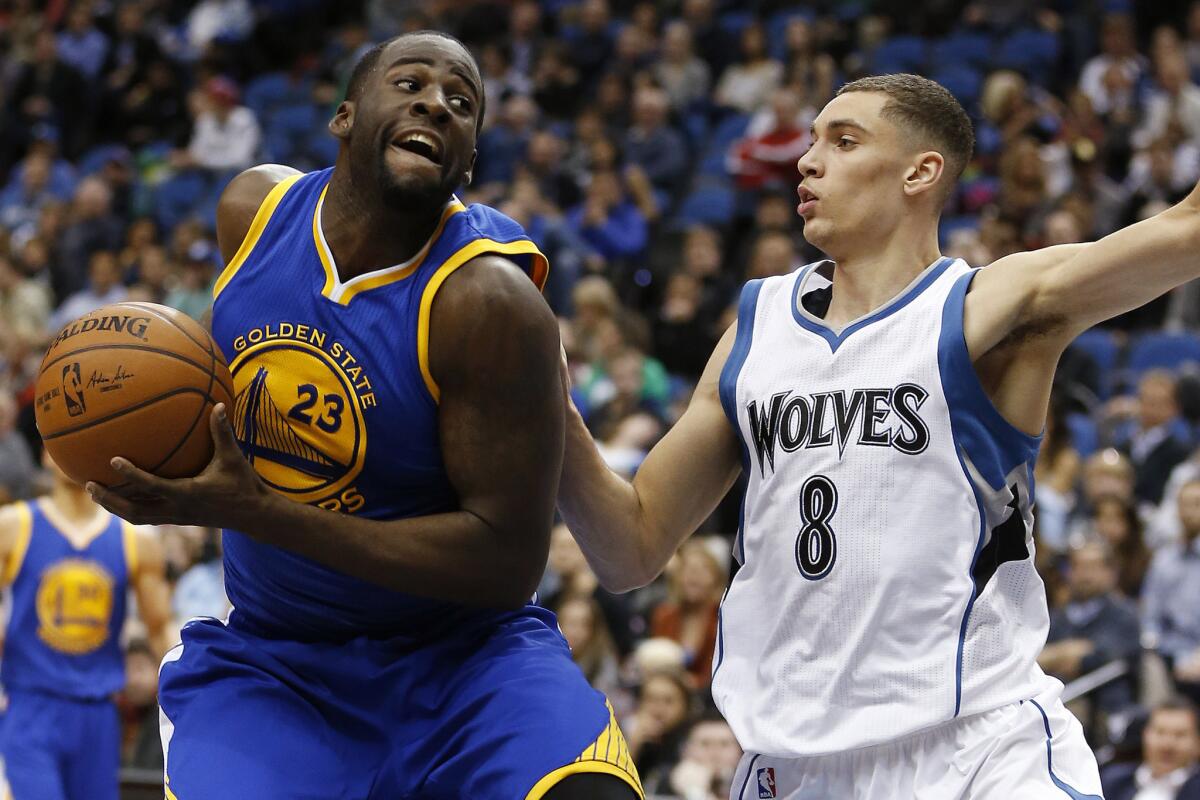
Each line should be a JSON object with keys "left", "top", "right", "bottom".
{"left": 729, "top": 685, "right": 1102, "bottom": 799}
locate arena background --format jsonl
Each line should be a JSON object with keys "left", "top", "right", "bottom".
{"left": 1, "top": 0, "right": 1200, "bottom": 797}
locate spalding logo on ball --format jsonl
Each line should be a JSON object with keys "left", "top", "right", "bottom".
{"left": 35, "top": 302, "right": 235, "bottom": 488}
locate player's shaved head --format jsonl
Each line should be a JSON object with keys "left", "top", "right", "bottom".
{"left": 346, "top": 31, "right": 486, "bottom": 132}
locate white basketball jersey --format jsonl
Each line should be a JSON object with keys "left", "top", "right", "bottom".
{"left": 711, "top": 257, "right": 1056, "bottom": 757}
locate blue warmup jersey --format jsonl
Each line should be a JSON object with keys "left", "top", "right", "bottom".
{"left": 0, "top": 500, "right": 131, "bottom": 800}
{"left": 162, "top": 169, "right": 643, "bottom": 799}
{"left": 1, "top": 500, "right": 133, "bottom": 699}
{"left": 211, "top": 167, "right": 548, "bottom": 639}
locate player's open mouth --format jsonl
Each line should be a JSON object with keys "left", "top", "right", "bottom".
{"left": 797, "top": 185, "right": 818, "bottom": 216}
{"left": 391, "top": 131, "right": 443, "bottom": 165}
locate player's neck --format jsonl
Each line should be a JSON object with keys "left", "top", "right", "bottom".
{"left": 47, "top": 485, "right": 103, "bottom": 525}
{"left": 321, "top": 172, "right": 446, "bottom": 281}
{"left": 821, "top": 226, "right": 942, "bottom": 328}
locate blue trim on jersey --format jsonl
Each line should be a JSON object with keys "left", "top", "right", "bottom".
{"left": 737, "top": 754, "right": 762, "bottom": 800}
{"left": 720, "top": 279, "right": 763, "bottom": 567}
{"left": 791, "top": 257, "right": 954, "bottom": 352}
{"left": 938, "top": 269, "right": 1043, "bottom": 717}
{"left": 1030, "top": 700, "right": 1104, "bottom": 800}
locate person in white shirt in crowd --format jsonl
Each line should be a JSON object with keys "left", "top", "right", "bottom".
{"left": 1101, "top": 699, "right": 1200, "bottom": 800}
{"left": 170, "top": 76, "right": 261, "bottom": 174}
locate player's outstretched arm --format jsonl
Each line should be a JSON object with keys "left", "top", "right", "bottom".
{"left": 558, "top": 326, "right": 743, "bottom": 593}
{"left": 89, "top": 256, "right": 564, "bottom": 610}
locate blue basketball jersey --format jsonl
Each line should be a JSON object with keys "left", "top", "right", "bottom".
{"left": 1, "top": 500, "right": 134, "bottom": 699}
{"left": 211, "top": 167, "right": 549, "bottom": 639}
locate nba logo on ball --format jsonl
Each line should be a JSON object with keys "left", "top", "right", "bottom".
{"left": 757, "top": 767, "right": 776, "bottom": 798}
{"left": 61, "top": 363, "right": 85, "bottom": 417}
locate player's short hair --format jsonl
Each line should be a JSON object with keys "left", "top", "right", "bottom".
{"left": 346, "top": 31, "right": 485, "bottom": 132}
{"left": 836, "top": 73, "right": 975, "bottom": 196}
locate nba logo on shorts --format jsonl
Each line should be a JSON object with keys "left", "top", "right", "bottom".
{"left": 757, "top": 766, "right": 777, "bottom": 798}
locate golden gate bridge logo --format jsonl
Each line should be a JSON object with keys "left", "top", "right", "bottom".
{"left": 234, "top": 367, "right": 345, "bottom": 479}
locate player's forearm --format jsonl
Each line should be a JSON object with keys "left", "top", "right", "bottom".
{"left": 234, "top": 491, "right": 546, "bottom": 609}
{"left": 557, "top": 403, "right": 665, "bottom": 593}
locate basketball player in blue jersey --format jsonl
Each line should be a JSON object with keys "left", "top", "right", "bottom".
{"left": 0, "top": 450, "right": 171, "bottom": 800}
{"left": 556, "top": 73, "right": 1200, "bottom": 799}
{"left": 86, "top": 31, "right": 643, "bottom": 799}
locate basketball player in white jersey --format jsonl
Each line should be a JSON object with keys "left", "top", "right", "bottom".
{"left": 559, "top": 73, "right": 1200, "bottom": 798}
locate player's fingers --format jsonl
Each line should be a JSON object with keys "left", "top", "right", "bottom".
{"left": 85, "top": 481, "right": 139, "bottom": 519}
{"left": 108, "top": 457, "right": 173, "bottom": 495}
{"left": 208, "top": 403, "right": 238, "bottom": 451}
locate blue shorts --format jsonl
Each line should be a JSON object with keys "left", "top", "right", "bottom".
{"left": 159, "top": 606, "right": 643, "bottom": 799}
{"left": 0, "top": 689, "right": 119, "bottom": 800}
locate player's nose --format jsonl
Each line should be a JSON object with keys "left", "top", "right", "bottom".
{"left": 797, "top": 146, "right": 820, "bottom": 178}
{"left": 411, "top": 91, "right": 452, "bottom": 125}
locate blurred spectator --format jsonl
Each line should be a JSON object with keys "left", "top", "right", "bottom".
{"left": 541, "top": 523, "right": 634, "bottom": 655}
{"left": 1149, "top": 452, "right": 1200, "bottom": 549}
{"left": 56, "top": 4, "right": 109, "bottom": 83}
{"left": 0, "top": 390, "right": 36, "bottom": 503}
{"left": 531, "top": 42, "right": 582, "bottom": 120}
{"left": 1142, "top": 480, "right": 1200, "bottom": 704}
{"left": 646, "top": 712, "right": 742, "bottom": 800}
{"left": 1035, "top": 394, "right": 1082, "bottom": 552}
{"left": 566, "top": 169, "right": 649, "bottom": 262}
{"left": 478, "top": 43, "right": 532, "bottom": 121}
{"left": 1080, "top": 14, "right": 1147, "bottom": 119}
{"left": 0, "top": 151, "right": 71, "bottom": 234}
{"left": 507, "top": 0, "right": 543, "bottom": 78}
{"left": 6, "top": 28, "right": 90, "bottom": 161}
{"left": 556, "top": 595, "right": 625, "bottom": 707}
{"left": 172, "top": 77, "right": 262, "bottom": 174}
{"left": 1040, "top": 542, "right": 1140, "bottom": 716}
{"left": 164, "top": 247, "right": 218, "bottom": 321}
{"left": 745, "top": 230, "right": 799, "bottom": 281}
{"left": 116, "top": 639, "right": 165, "bottom": 771}
{"left": 681, "top": 0, "right": 736, "bottom": 79}
{"left": 56, "top": 176, "right": 124, "bottom": 301}
{"left": 0, "top": 252, "right": 51, "bottom": 353}
{"left": 1101, "top": 699, "right": 1200, "bottom": 800}
{"left": 714, "top": 23, "right": 784, "bottom": 115}
{"left": 475, "top": 94, "right": 539, "bottom": 190}
{"left": 569, "top": 0, "right": 616, "bottom": 91}
{"left": 1090, "top": 495, "right": 1152, "bottom": 599}
{"left": 650, "top": 539, "right": 723, "bottom": 687}
{"left": 48, "top": 250, "right": 128, "bottom": 333}
{"left": 654, "top": 272, "right": 717, "bottom": 381}
{"left": 587, "top": 347, "right": 668, "bottom": 465}
{"left": 113, "top": 57, "right": 190, "bottom": 149}
{"left": 655, "top": 21, "right": 711, "bottom": 113}
{"left": 627, "top": 671, "right": 695, "bottom": 777}
{"left": 1112, "top": 371, "right": 1193, "bottom": 506}
{"left": 727, "top": 87, "right": 810, "bottom": 193}
{"left": 186, "top": 0, "right": 255, "bottom": 52}
{"left": 1133, "top": 49, "right": 1200, "bottom": 151}
{"left": 623, "top": 86, "right": 688, "bottom": 200}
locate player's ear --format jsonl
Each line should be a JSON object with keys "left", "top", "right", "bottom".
{"left": 902, "top": 151, "right": 945, "bottom": 198}
{"left": 330, "top": 101, "right": 355, "bottom": 140}
{"left": 463, "top": 150, "right": 477, "bottom": 186}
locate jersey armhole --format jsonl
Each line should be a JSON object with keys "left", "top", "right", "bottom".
{"left": 417, "top": 239, "right": 547, "bottom": 403}
{"left": 1, "top": 502, "right": 33, "bottom": 586}
{"left": 121, "top": 521, "right": 139, "bottom": 580}
{"left": 212, "top": 173, "right": 304, "bottom": 300}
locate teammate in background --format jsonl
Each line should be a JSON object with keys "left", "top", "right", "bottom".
{"left": 87, "top": 32, "right": 642, "bottom": 798}
{"left": 558, "top": 73, "right": 1200, "bottom": 799}
{"left": 0, "top": 450, "right": 171, "bottom": 800}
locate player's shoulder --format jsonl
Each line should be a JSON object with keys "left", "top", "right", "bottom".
{"left": 216, "top": 164, "right": 304, "bottom": 264}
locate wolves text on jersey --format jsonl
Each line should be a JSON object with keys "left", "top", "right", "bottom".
{"left": 746, "top": 384, "right": 931, "bottom": 476}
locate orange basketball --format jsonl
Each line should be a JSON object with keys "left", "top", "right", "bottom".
{"left": 35, "top": 302, "right": 235, "bottom": 488}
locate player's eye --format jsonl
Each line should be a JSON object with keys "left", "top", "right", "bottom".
{"left": 450, "top": 96, "right": 472, "bottom": 113}
{"left": 395, "top": 78, "right": 419, "bottom": 91}
{"left": 836, "top": 136, "right": 856, "bottom": 148}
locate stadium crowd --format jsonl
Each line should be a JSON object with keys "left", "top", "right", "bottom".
{"left": 1, "top": 0, "right": 1200, "bottom": 797}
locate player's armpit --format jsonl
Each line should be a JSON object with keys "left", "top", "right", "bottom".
{"left": 559, "top": 324, "right": 743, "bottom": 593}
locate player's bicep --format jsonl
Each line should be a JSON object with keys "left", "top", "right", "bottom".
{"left": 430, "top": 257, "right": 564, "bottom": 552}
{"left": 633, "top": 325, "right": 743, "bottom": 543}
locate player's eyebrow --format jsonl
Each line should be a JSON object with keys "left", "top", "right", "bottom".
{"left": 810, "top": 119, "right": 872, "bottom": 137}
{"left": 387, "top": 56, "right": 481, "bottom": 100}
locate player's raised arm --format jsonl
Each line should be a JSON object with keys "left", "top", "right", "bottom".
{"left": 558, "top": 325, "right": 743, "bottom": 593}
{"left": 967, "top": 182, "right": 1200, "bottom": 357}
{"left": 89, "top": 254, "right": 564, "bottom": 610}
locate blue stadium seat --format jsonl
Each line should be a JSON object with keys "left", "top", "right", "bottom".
{"left": 244, "top": 72, "right": 312, "bottom": 119}
{"left": 766, "top": 9, "right": 816, "bottom": 60}
{"left": 993, "top": 29, "right": 1060, "bottom": 85}
{"left": 932, "top": 65, "right": 983, "bottom": 110}
{"left": 699, "top": 113, "right": 750, "bottom": 176}
{"left": 1066, "top": 412, "right": 1100, "bottom": 458}
{"left": 717, "top": 11, "right": 757, "bottom": 38}
{"left": 77, "top": 144, "right": 132, "bottom": 177}
{"left": 931, "top": 31, "right": 994, "bottom": 71}
{"left": 1069, "top": 327, "right": 1120, "bottom": 400}
{"left": 870, "top": 36, "right": 928, "bottom": 75}
{"left": 153, "top": 170, "right": 208, "bottom": 230}
{"left": 674, "top": 180, "right": 735, "bottom": 227}
{"left": 1126, "top": 332, "right": 1200, "bottom": 375}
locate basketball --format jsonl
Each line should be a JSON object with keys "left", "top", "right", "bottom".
{"left": 34, "top": 302, "right": 235, "bottom": 488}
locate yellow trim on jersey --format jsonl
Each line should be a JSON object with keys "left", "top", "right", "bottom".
{"left": 212, "top": 173, "right": 304, "bottom": 300}
{"left": 122, "top": 522, "right": 139, "bottom": 580}
{"left": 416, "top": 239, "right": 550, "bottom": 402}
{"left": 524, "top": 701, "right": 644, "bottom": 800}
{"left": 313, "top": 188, "right": 468, "bottom": 305}
{"left": 164, "top": 778, "right": 180, "bottom": 800}
{"left": 1, "top": 502, "right": 33, "bottom": 586}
